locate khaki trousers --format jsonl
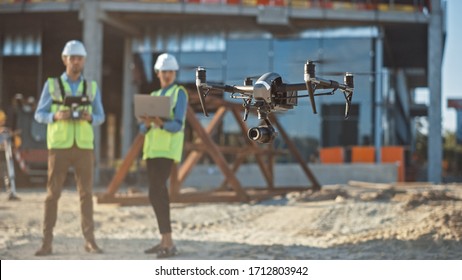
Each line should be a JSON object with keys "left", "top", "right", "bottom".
{"left": 41, "top": 146, "right": 95, "bottom": 244}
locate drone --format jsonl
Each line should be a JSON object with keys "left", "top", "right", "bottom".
{"left": 195, "top": 60, "right": 354, "bottom": 144}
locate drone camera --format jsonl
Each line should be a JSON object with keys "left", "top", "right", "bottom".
{"left": 248, "top": 125, "right": 277, "bottom": 144}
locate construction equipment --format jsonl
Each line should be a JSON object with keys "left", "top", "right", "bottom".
{"left": 0, "top": 110, "right": 19, "bottom": 200}
{"left": 8, "top": 95, "right": 48, "bottom": 187}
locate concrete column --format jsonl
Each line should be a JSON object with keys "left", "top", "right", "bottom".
{"left": 121, "top": 38, "right": 135, "bottom": 156}
{"left": 427, "top": 0, "right": 444, "bottom": 183}
{"left": 81, "top": 0, "right": 103, "bottom": 185}
{"left": 0, "top": 55, "right": 3, "bottom": 106}
{"left": 374, "top": 28, "right": 383, "bottom": 163}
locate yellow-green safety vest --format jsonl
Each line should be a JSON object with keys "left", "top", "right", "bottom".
{"left": 47, "top": 77, "right": 97, "bottom": 149}
{"left": 143, "top": 85, "right": 187, "bottom": 163}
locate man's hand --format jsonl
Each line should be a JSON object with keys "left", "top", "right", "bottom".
{"left": 80, "top": 111, "right": 92, "bottom": 122}
{"left": 54, "top": 110, "right": 71, "bottom": 121}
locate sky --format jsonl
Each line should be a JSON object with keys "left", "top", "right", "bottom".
{"left": 441, "top": 0, "right": 462, "bottom": 132}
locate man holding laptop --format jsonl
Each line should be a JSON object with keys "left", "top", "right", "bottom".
{"left": 139, "top": 53, "right": 188, "bottom": 258}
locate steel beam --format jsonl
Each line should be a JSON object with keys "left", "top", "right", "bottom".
{"left": 427, "top": 0, "right": 443, "bottom": 183}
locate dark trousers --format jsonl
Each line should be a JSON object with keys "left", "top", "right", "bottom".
{"left": 42, "top": 146, "right": 95, "bottom": 243}
{"left": 146, "top": 158, "right": 173, "bottom": 234}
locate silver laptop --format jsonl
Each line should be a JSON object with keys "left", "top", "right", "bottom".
{"left": 134, "top": 94, "right": 171, "bottom": 119}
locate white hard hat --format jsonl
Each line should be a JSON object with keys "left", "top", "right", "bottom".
{"left": 62, "top": 40, "right": 87, "bottom": 56}
{"left": 154, "top": 53, "right": 179, "bottom": 71}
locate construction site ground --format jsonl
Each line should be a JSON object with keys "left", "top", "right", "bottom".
{"left": 1, "top": 182, "right": 462, "bottom": 259}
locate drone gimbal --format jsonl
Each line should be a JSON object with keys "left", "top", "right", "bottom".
{"left": 195, "top": 60, "right": 354, "bottom": 144}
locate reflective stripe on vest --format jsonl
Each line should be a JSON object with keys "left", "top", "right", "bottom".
{"left": 47, "top": 77, "right": 97, "bottom": 149}
{"left": 143, "top": 85, "right": 187, "bottom": 163}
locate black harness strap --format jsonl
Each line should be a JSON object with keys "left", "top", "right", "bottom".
{"left": 57, "top": 77, "right": 66, "bottom": 101}
{"left": 52, "top": 77, "right": 88, "bottom": 105}
{"left": 82, "top": 79, "right": 87, "bottom": 97}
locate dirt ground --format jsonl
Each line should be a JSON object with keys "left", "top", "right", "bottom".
{"left": 1, "top": 182, "right": 462, "bottom": 260}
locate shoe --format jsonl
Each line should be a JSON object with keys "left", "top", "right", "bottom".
{"left": 144, "top": 244, "right": 162, "bottom": 254}
{"left": 8, "top": 194, "right": 20, "bottom": 201}
{"left": 35, "top": 245, "right": 52, "bottom": 256}
{"left": 84, "top": 240, "right": 103, "bottom": 254}
{"left": 156, "top": 246, "right": 178, "bottom": 259}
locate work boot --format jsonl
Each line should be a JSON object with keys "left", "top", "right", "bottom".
{"left": 35, "top": 232, "right": 53, "bottom": 256}
{"left": 84, "top": 240, "right": 103, "bottom": 254}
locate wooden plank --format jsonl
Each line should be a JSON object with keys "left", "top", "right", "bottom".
{"left": 177, "top": 106, "right": 227, "bottom": 185}
{"left": 347, "top": 180, "right": 393, "bottom": 190}
{"left": 230, "top": 107, "right": 274, "bottom": 188}
{"left": 270, "top": 115, "right": 321, "bottom": 191}
{"left": 185, "top": 106, "right": 249, "bottom": 202}
{"left": 219, "top": 152, "right": 247, "bottom": 189}
{"left": 105, "top": 133, "right": 144, "bottom": 196}
{"left": 96, "top": 186, "right": 308, "bottom": 205}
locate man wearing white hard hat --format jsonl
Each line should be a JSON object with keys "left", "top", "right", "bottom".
{"left": 34, "top": 40, "right": 105, "bottom": 256}
{"left": 140, "top": 53, "right": 188, "bottom": 258}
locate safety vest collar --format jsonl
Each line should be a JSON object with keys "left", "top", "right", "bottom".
{"left": 49, "top": 77, "right": 96, "bottom": 103}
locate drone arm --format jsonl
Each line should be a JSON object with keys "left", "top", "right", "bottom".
{"left": 233, "top": 85, "right": 254, "bottom": 94}
{"left": 312, "top": 77, "right": 354, "bottom": 93}
{"left": 280, "top": 75, "right": 354, "bottom": 118}
{"left": 281, "top": 83, "right": 307, "bottom": 92}
{"left": 201, "top": 82, "right": 253, "bottom": 95}
{"left": 312, "top": 77, "right": 341, "bottom": 90}
{"left": 313, "top": 78, "right": 354, "bottom": 119}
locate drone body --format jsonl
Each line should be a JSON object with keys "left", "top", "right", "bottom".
{"left": 195, "top": 61, "right": 354, "bottom": 144}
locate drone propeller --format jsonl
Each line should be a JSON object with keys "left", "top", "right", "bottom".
{"left": 319, "top": 71, "right": 377, "bottom": 76}
{"left": 308, "top": 58, "right": 333, "bottom": 64}
{"left": 183, "top": 65, "right": 221, "bottom": 71}
{"left": 226, "top": 73, "right": 263, "bottom": 83}
{"left": 291, "top": 57, "right": 336, "bottom": 65}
